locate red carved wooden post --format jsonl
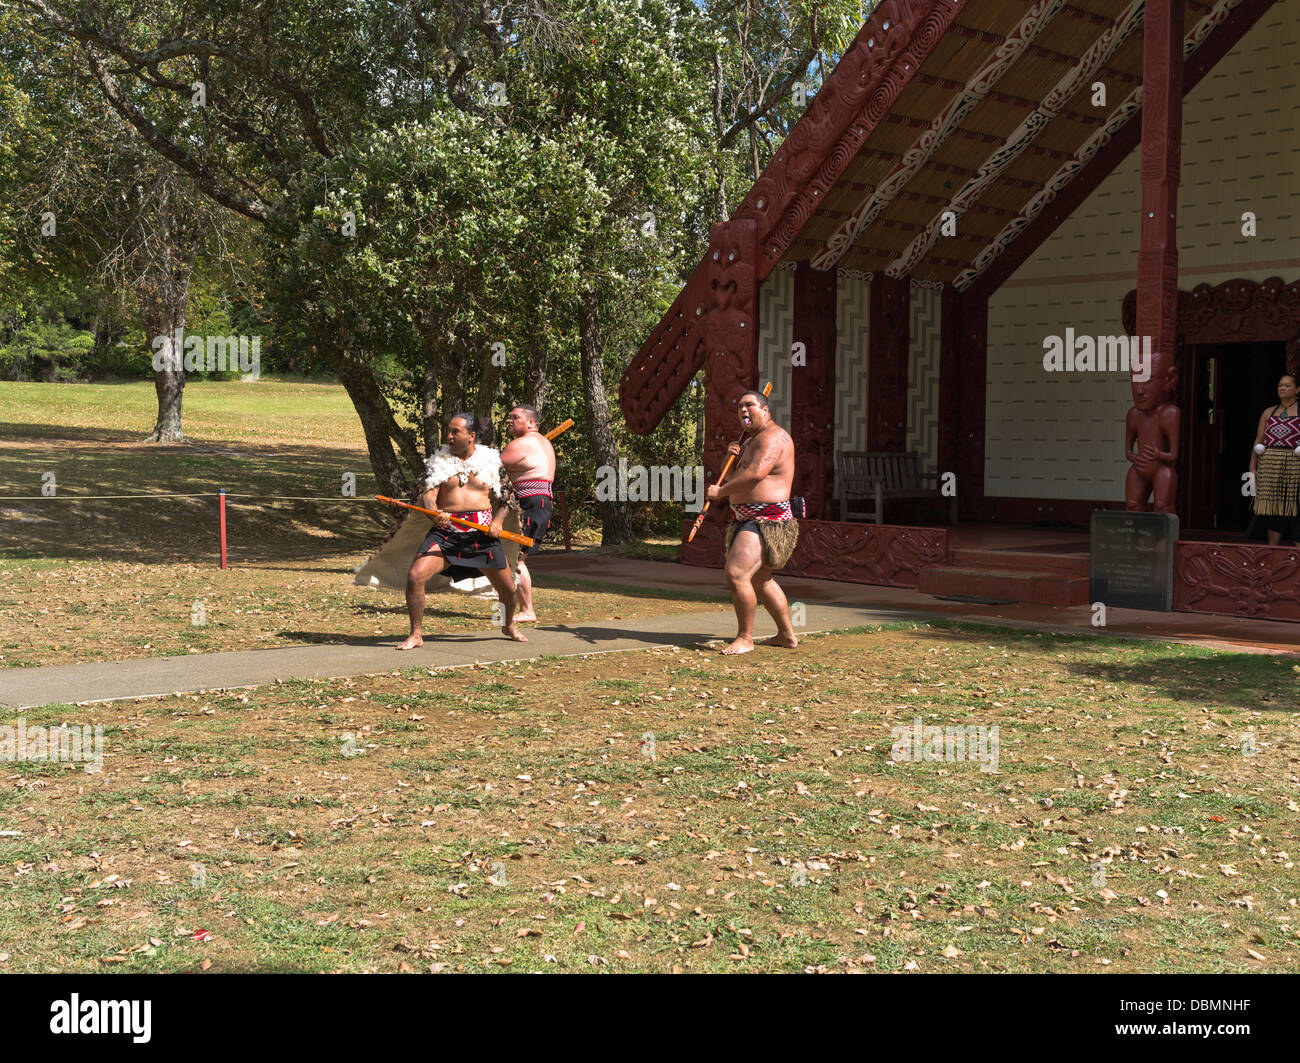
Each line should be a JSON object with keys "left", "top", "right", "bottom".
{"left": 683, "top": 217, "right": 761, "bottom": 565}
{"left": 1127, "top": 0, "right": 1184, "bottom": 513}
{"left": 868, "top": 275, "right": 909, "bottom": 452}
{"left": 791, "top": 262, "right": 838, "bottom": 519}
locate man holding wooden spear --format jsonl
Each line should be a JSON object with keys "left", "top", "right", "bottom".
{"left": 399, "top": 412, "right": 527, "bottom": 648}
{"left": 499, "top": 404, "right": 557, "bottom": 624}
{"left": 704, "top": 390, "right": 800, "bottom": 655}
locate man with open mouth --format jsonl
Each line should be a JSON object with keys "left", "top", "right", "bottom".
{"left": 704, "top": 390, "right": 800, "bottom": 655}
{"left": 399, "top": 412, "right": 526, "bottom": 648}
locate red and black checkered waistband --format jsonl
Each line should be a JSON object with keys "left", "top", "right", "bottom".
{"left": 514, "top": 479, "right": 553, "bottom": 499}
{"left": 447, "top": 509, "right": 492, "bottom": 527}
{"left": 730, "top": 500, "right": 792, "bottom": 522}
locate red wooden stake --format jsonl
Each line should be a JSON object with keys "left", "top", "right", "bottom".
{"left": 219, "top": 489, "right": 228, "bottom": 569}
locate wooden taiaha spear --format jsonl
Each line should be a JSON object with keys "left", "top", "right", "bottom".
{"left": 375, "top": 496, "right": 535, "bottom": 548}
{"left": 687, "top": 381, "right": 773, "bottom": 543}
{"left": 377, "top": 420, "right": 568, "bottom": 546}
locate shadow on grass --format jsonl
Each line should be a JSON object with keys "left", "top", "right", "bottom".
{"left": 538, "top": 623, "right": 728, "bottom": 647}
{"left": 920, "top": 619, "right": 1300, "bottom": 714}
{"left": 0, "top": 437, "right": 390, "bottom": 563}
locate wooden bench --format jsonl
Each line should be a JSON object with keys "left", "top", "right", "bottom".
{"left": 836, "top": 451, "right": 956, "bottom": 525}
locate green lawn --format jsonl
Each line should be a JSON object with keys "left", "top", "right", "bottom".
{"left": 0, "top": 377, "right": 366, "bottom": 450}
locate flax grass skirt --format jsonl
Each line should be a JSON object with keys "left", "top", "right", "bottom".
{"left": 725, "top": 518, "right": 800, "bottom": 571}
{"left": 1246, "top": 448, "right": 1300, "bottom": 541}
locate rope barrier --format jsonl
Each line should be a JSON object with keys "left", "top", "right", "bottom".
{"left": 0, "top": 487, "right": 575, "bottom": 561}
{"left": 0, "top": 493, "right": 373, "bottom": 501}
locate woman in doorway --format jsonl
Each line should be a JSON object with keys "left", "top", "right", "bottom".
{"left": 1247, "top": 374, "right": 1300, "bottom": 545}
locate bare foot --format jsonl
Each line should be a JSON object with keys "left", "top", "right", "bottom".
{"left": 503, "top": 624, "right": 528, "bottom": 643}
{"left": 762, "top": 634, "right": 798, "bottom": 648}
{"left": 514, "top": 612, "right": 538, "bottom": 623}
{"left": 397, "top": 634, "right": 423, "bottom": 650}
{"left": 721, "top": 637, "right": 754, "bottom": 655}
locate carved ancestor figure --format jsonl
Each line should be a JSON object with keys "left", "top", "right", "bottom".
{"left": 1124, "top": 353, "right": 1179, "bottom": 512}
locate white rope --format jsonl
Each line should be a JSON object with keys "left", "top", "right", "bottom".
{"left": 0, "top": 493, "right": 373, "bottom": 501}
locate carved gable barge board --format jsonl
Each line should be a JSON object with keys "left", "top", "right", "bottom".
{"left": 964, "top": 0, "right": 1278, "bottom": 304}
{"left": 619, "top": 0, "right": 968, "bottom": 436}
{"left": 741, "top": 0, "right": 972, "bottom": 285}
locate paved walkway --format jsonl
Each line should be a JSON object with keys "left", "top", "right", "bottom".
{"left": 2, "top": 553, "right": 1295, "bottom": 709}
{"left": 0, "top": 601, "right": 906, "bottom": 709}
{"left": 530, "top": 553, "right": 1300, "bottom": 654}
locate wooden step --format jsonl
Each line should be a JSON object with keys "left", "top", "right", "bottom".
{"left": 949, "top": 547, "right": 1089, "bottom": 578}
{"left": 917, "top": 565, "right": 1091, "bottom": 607}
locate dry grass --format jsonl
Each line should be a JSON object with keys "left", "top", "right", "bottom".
{"left": 2, "top": 623, "right": 1297, "bottom": 973}
{"left": 0, "top": 379, "right": 701, "bottom": 667}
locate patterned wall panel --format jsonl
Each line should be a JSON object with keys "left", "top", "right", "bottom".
{"left": 834, "top": 271, "right": 871, "bottom": 497}
{"left": 986, "top": 5, "right": 1299, "bottom": 500}
{"left": 681, "top": 518, "right": 950, "bottom": 590}
{"left": 757, "top": 264, "right": 795, "bottom": 428}
{"left": 907, "top": 283, "right": 943, "bottom": 474}
{"left": 1175, "top": 541, "right": 1300, "bottom": 622}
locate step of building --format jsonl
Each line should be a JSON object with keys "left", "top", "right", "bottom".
{"left": 949, "top": 548, "right": 1089, "bottom": 578}
{"left": 917, "top": 565, "right": 1091, "bottom": 607}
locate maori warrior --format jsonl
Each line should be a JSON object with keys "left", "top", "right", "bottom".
{"left": 705, "top": 390, "right": 800, "bottom": 655}
{"left": 399, "top": 413, "right": 526, "bottom": 647}
{"left": 498, "top": 404, "right": 557, "bottom": 624}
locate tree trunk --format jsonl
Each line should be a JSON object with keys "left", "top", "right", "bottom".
{"left": 714, "top": 166, "right": 729, "bottom": 223}
{"left": 422, "top": 361, "right": 439, "bottom": 455}
{"left": 524, "top": 324, "right": 549, "bottom": 413}
{"left": 577, "top": 286, "right": 635, "bottom": 545}
{"left": 328, "top": 344, "right": 419, "bottom": 497}
{"left": 474, "top": 359, "right": 503, "bottom": 443}
{"left": 141, "top": 298, "right": 187, "bottom": 443}
{"left": 442, "top": 340, "right": 467, "bottom": 421}
{"left": 138, "top": 180, "right": 200, "bottom": 443}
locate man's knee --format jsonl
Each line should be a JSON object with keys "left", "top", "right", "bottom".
{"left": 408, "top": 557, "right": 438, "bottom": 587}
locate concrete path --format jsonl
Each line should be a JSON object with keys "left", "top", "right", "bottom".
{"left": 4, "top": 552, "right": 1296, "bottom": 709}
{"left": 0, "top": 601, "right": 910, "bottom": 709}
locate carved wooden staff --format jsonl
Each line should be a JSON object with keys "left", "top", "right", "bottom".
{"left": 687, "top": 381, "right": 772, "bottom": 542}
{"left": 546, "top": 419, "right": 574, "bottom": 441}
{"left": 375, "top": 496, "right": 535, "bottom": 548}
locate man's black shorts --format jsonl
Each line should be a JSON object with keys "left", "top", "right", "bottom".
{"left": 519, "top": 495, "right": 553, "bottom": 557}
{"left": 416, "top": 510, "right": 508, "bottom": 582}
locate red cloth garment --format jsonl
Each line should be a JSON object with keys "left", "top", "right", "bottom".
{"left": 1263, "top": 412, "right": 1300, "bottom": 449}
{"left": 729, "top": 500, "right": 793, "bottom": 522}
{"left": 513, "top": 479, "right": 553, "bottom": 499}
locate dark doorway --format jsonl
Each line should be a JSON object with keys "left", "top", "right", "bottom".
{"left": 1178, "top": 341, "right": 1287, "bottom": 532}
